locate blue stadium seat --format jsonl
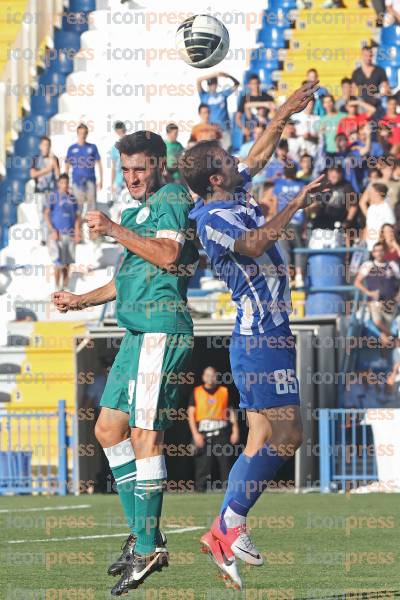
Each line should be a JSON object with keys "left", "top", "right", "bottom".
{"left": 376, "top": 45, "right": 400, "bottom": 67}
{"left": 62, "top": 12, "right": 89, "bottom": 34}
{"left": 14, "top": 134, "right": 41, "bottom": 158}
{"left": 38, "top": 70, "right": 67, "bottom": 89}
{"left": 4, "top": 180, "right": 26, "bottom": 206}
{"left": 244, "top": 68, "right": 274, "bottom": 87}
{"left": 380, "top": 24, "right": 400, "bottom": 47}
{"left": 256, "top": 26, "right": 287, "bottom": 49}
{"left": 6, "top": 156, "right": 32, "bottom": 181}
{"left": 21, "top": 114, "right": 49, "bottom": 138}
{"left": 69, "top": 0, "right": 96, "bottom": 12}
{"left": 268, "top": 0, "right": 297, "bottom": 10}
{"left": 30, "top": 94, "right": 58, "bottom": 117}
{"left": 54, "top": 29, "right": 81, "bottom": 52}
{"left": 249, "top": 47, "right": 279, "bottom": 72}
{"left": 44, "top": 49, "right": 75, "bottom": 75}
{"left": 1, "top": 200, "right": 18, "bottom": 225}
{"left": 383, "top": 65, "right": 399, "bottom": 89}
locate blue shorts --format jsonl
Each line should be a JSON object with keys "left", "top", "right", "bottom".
{"left": 229, "top": 326, "right": 300, "bottom": 411}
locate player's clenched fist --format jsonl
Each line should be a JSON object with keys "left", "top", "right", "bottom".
{"left": 293, "top": 174, "right": 328, "bottom": 210}
{"left": 86, "top": 211, "right": 114, "bottom": 236}
{"left": 51, "top": 291, "right": 82, "bottom": 313}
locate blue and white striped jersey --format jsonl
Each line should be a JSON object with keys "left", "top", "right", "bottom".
{"left": 189, "top": 164, "right": 292, "bottom": 335}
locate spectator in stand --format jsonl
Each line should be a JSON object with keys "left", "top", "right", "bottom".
{"left": 30, "top": 136, "right": 60, "bottom": 243}
{"left": 309, "top": 165, "right": 358, "bottom": 231}
{"left": 293, "top": 98, "right": 320, "bottom": 156}
{"left": 110, "top": 120, "right": 126, "bottom": 202}
{"left": 187, "top": 366, "right": 239, "bottom": 492}
{"left": 327, "top": 133, "right": 350, "bottom": 168}
{"left": 380, "top": 96, "right": 400, "bottom": 147}
{"left": 335, "top": 78, "right": 353, "bottom": 113}
{"left": 360, "top": 182, "right": 395, "bottom": 250}
{"left": 191, "top": 104, "right": 222, "bottom": 143}
{"left": 65, "top": 123, "right": 102, "bottom": 216}
{"left": 305, "top": 69, "right": 328, "bottom": 115}
{"left": 164, "top": 123, "right": 184, "bottom": 182}
{"left": 236, "top": 74, "right": 275, "bottom": 141}
{"left": 318, "top": 95, "right": 346, "bottom": 153}
{"left": 355, "top": 241, "right": 400, "bottom": 343}
{"left": 345, "top": 123, "right": 381, "bottom": 193}
{"left": 385, "top": 0, "right": 400, "bottom": 24}
{"left": 263, "top": 139, "right": 297, "bottom": 182}
{"left": 197, "top": 71, "right": 239, "bottom": 149}
{"left": 44, "top": 173, "right": 81, "bottom": 290}
{"left": 351, "top": 46, "right": 390, "bottom": 107}
{"left": 268, "top": 164, "right": 306, "bottom": 288}
{"left": 380, "top": 223, "right": 400, "bottom": 261}
{"left": 361, "top": 156, "right": 400, "bottom": 210}
{"left": 282, "top": 120, "right": 303, "bottom": 163}
{"left": 297, "top": 154, "right": 314, "bottom": 182}
{"left": 337, "top": 97, "right": 376, "bottom": 140}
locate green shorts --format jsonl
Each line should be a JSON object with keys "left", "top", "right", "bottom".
{"left": 100, "top": 331, "right": 193, "bottom": 430}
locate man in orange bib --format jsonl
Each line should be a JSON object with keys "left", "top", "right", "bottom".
{"left": 188, "top": 366, "right": 239, "bottom": 492}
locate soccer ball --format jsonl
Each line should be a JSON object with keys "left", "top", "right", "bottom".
{"left": 176, "top": 14, "right": 230, "bottom": 69}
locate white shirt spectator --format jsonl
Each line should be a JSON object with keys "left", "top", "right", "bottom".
{"left": 366, "top": 201, "right": 396, "bottom": 250}
{"left": 386, "top": 0, "right": 400, "bottom": 12}
{"left": 359, "top": 259, "right": 400, "bottom": 279}
{"left": 293, "top": 110, "right": 320, "bottom": 156}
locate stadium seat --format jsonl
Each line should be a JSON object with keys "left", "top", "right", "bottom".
{"left": 383, "top": 65, "right": 399, "bottom": 89}
{"left": 13, "top": 134, "right": 41, "bottom": 158}
{"left": 380, "top": 24, "right": 400, "bottom": 47}
{"left": 69, "top": 0, "right": 96, "bottom": 12}
{"left": 376, "top": 45, "right": 400, "bottom": 67}
{"left": 4, "top": 180, "right": 27, "bottom": 206}
{"left": 38, "top": 70, "right": 67, "bottom": 90}
{"left": 249, "top": 47, "right": 280, "bottom": 71}
{"left": 62, "top": 12, "right": 89, "bottom": 34}
{"left": 21, "top": 115, "right": 48, "bottom": 139}
{"left": 0, "top": 201, "right": 18, "bottom": 227}
{"left": 256, "top": 26, "right": 288, "bottom": 49}
{"left": 30, "top": 94, "right": 59, "bottom": 118}
{"left": 6, "top": 156, "right": 32, "bottom": 182}
{"left": 44, "top": 50, "right": 75, "bottom": 75}
{"left": 54, "top": 30, "right": 82, "bottom": 53}
{"left": 268, "top": 0, "right": 297, "bottom": 10}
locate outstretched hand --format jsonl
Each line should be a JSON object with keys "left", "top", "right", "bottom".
{"left": 280, "top": 81, "right": 320, "bottom": 118}
{"left": 293, "top": 175, "right": 329, "bottom": 210}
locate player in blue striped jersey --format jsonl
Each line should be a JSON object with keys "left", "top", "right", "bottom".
{"left": 180, "top": 81, "right": 325, "bottom": 588}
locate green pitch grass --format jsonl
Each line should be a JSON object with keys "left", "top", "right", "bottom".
{"left": 0, "top": 492, "right": 399, "bottom": 599}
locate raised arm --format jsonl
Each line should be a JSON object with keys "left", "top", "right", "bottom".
{"left": 244, "top": 81, "right": 319, "bottom": 177}
{"left": 51, "top": 279, "right": 117, "bottom": 313}
{"left": 234, "top": 176, "right": 325, "bottom": 257}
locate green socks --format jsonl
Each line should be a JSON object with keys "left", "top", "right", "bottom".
{"left": 134, "top": 455, "right": 167, "bottom": 555}
{"left": 104, "top": 439, "right": 136, "bottom": 533}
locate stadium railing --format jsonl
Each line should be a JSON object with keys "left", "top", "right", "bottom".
{"left": 319, "top": 408, "right": 378, "bottom": 493}
{"left": 0, "top": 399, "right": 78, "bottom": 495}
{"left": 0, "top": 0, "right": 64, "bottom": 174}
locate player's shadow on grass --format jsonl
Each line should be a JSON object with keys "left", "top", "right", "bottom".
{"left": 298, "top": 590, "right": 400, "bottom": 600}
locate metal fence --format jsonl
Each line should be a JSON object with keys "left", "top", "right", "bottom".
{"left": 0, "top": 400, "right": 77, "bottom": 495}
{"left": 319, "top": 409, "right": 378, "bottom": 493}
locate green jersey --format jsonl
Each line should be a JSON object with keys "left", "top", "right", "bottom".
{"left": 115, "top": 183, "right": 198, "bottom": 334}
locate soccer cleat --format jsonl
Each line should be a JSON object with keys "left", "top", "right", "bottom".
{"left": 107, "top": 530, "right": 167, "bottom": 577}
{"left": 107, "top": 534, "right": 136, "bottom": 577}
{"left": 200, "top": 530, "right": 242, "bottom": 590}
{"left": 211, "top": 516, "right": 264, "bottom": 566}
{"left": 110, "top": 549, "right": 169, "bottom": 595}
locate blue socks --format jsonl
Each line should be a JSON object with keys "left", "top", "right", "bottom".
{"left": 220, "top": 444, "right": 286, "bottom": 522}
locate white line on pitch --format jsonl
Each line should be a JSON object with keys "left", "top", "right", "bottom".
{"left": 0, "top": 504, "right": 91, "bottom": 514}
{"left": 7, "top": 526, "right": 205, "bottom": 544}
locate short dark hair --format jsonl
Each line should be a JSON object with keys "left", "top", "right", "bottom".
{"left": 40, "top": 136, "right": 51, "bottom": 144}
{"left": 328, "top": 165, "right": 343, "bottom": 175}
{"left": 284, "top": 164, "right": 298, "bottom": 179}
{"left": 248, "top": 74, "right": 260, "bottom": 83}
{"left": 372, "top": 242, "right": 384, "bottom": 250}
{"left": 198, "top": 103, "right": 209, "bottom": 113}
{"left": 58, "top": 173, "right": 69, "bottom": 182}
{"left": 347, "top": 96, "right": 358, "bottom": 103}
{"left": 307, "top": 68, "right": 318, "bottom": 76}
{"left": 278, "top": 139, "right": 289, "bottom": 151}
{"left": 387, "top": 96, "right": 397, "bottom": 104}
{"left": 166, "top": 122, "right": 178, "bottom": 133}
{"left": 322, "top": 94, "right": 335, "bottom": 103}
{"left": 372, "top": 182, "right": 388, "bottom": 197}
{"left": 207, "top": 77, "right": 218, "bottom": 86}
{"left": 341, "top": 77, "right": 352, "bottom": 86}
{"left": 77, "top": 123, "right": 89, "bottom": 133}
{"left": 114, "top": 120, "right": 126, "bottom": 131}
{"left": 116, "top": 130, "right": 166, "bottom": 160}
{"left": 179, "top": 141, "right": 223, "bottom": 198}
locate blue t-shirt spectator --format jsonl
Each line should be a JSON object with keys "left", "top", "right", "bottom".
{"left": 66, "top": 142, "right": 101, "bottom": 188}
{"left": 273, "top": 178, "right": 305, "bottom": 225}
{"left": 47, "top": 191, "right": 78, "bottom": 234}
{"left": 264, "top": 157, "right": 298, "bottom": 182}
{"left": 199, "top": 88, "right": 233, "bottom": 131}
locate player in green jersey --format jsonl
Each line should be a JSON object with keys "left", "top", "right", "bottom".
{"left": 52, "top": 131, "right": 198, "bottom": 595}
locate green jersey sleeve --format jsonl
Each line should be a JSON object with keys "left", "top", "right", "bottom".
{"left": 155, "top": 183, "right": 192, "bottom": 245}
